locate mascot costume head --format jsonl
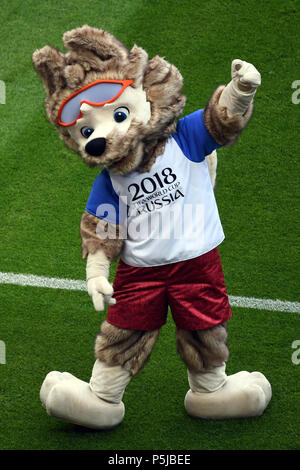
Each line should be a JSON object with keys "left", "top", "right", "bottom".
{"left": 33, "top": 26, "right": 185, "bottom": 174}
{"left": 33, "top": 25, "right": 271, "bottom": 430}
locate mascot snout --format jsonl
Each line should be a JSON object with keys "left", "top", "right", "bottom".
{"left": 85, "top": 137, "right": 106, "bottom": 157}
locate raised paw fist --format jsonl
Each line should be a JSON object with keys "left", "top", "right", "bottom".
{"left": 231, "top": 59, "right": 261, "bottom": 92}
{"left": 87, "top": 276, "right": 116, "bottom": 311}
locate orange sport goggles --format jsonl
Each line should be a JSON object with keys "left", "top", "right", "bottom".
{"left": 57, "top": 79, "right": 134, "bottom": 127}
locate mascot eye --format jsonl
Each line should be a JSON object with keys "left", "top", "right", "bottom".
{"left": 114, "top": 107, "right": 130, "bottom": 123}
{"left": 80, "top": 127, "right": 95, "bottom": 138}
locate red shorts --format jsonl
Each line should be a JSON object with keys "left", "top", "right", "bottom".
{"left": 107, "top": 247, "right": 232, "bottom": 331}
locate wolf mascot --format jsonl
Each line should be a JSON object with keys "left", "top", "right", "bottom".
{"left": 33, "top": 25, "right": 271, "bottom": 429}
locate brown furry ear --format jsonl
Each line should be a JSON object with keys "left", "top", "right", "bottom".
{"left": 141, "top": 55, "right": 186, "bottom": 139}
{"left": 62, "top": 25, "right": 129, "bottom": 71}
{"left": 144, "top": 55, "right": 184, "bottom": 108}
{"left": 127, "top": 45, "right": 149, "bottom": 87}
{"left": 32, "top": 45, "right": 66, "bottom": 95}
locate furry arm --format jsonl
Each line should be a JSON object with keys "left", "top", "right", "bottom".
{"left": 203, "top": 59, "right": 261, "bottom": 146}
{"left": 80, "top": 211, "right": 124, "bottom": 260}
{"left": 80, "top": 211, "right": 124, "bottom": 311}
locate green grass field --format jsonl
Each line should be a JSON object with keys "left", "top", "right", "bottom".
{"left": 0, "top": 0, "right": 299, "bottom": 450}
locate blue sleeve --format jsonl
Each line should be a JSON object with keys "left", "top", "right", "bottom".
{"left": 86, "top": 169, "right": 121, "bottom": 224}
{"left": 172, "top": 108, "right": 221, "bottom": 162}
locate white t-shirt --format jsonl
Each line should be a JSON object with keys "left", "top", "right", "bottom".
{"left": 86, "top": 109, "right": 224, "bottom": 267}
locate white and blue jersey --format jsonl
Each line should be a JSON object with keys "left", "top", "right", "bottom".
{"left": 86, "top": 109, "right": 225, "bottom": 267}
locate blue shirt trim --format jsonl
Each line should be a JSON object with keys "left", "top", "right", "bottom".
{"left": 86, "top": 169, "right": 120, "bottom": 224}
{"left": 172, "top": 109, "right": 221, "bottom": 162}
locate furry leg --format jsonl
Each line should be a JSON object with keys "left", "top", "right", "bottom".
{"left": 176, "top": 323, "right": 230, "bottom": 372}
{"left": 40, "top": 321, "right": 159, "bottom": 429}
{"left": 176, "top": 325, "right": 272, "bottom": 419}
{"left": 95, "top": 320, "right": 160, "bottom": 377}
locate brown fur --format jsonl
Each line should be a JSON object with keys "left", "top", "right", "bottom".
{"left": 203, "top": 85, "right": 253, "bottom": 146}
{"left": 32, "top": 25, "right": 186, "bottom": 173}
{"left": 176, "top": 323, "right": 229, "bottom": 372}
{"left": 95, "top": 320, "right": 160, "bottom": 377}
{"left": 80, "top": 211, "right": 124, "bottom": 261}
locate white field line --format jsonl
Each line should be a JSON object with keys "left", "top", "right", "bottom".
{"left": 0, "top": 270, "right": 299, "bottom": 314}
{"left": 0, "top": 271, "right": 86, "bottom": 292}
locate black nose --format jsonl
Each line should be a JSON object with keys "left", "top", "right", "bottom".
{"left": 85, "top": 137, "right": 106, "bottom": 157}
